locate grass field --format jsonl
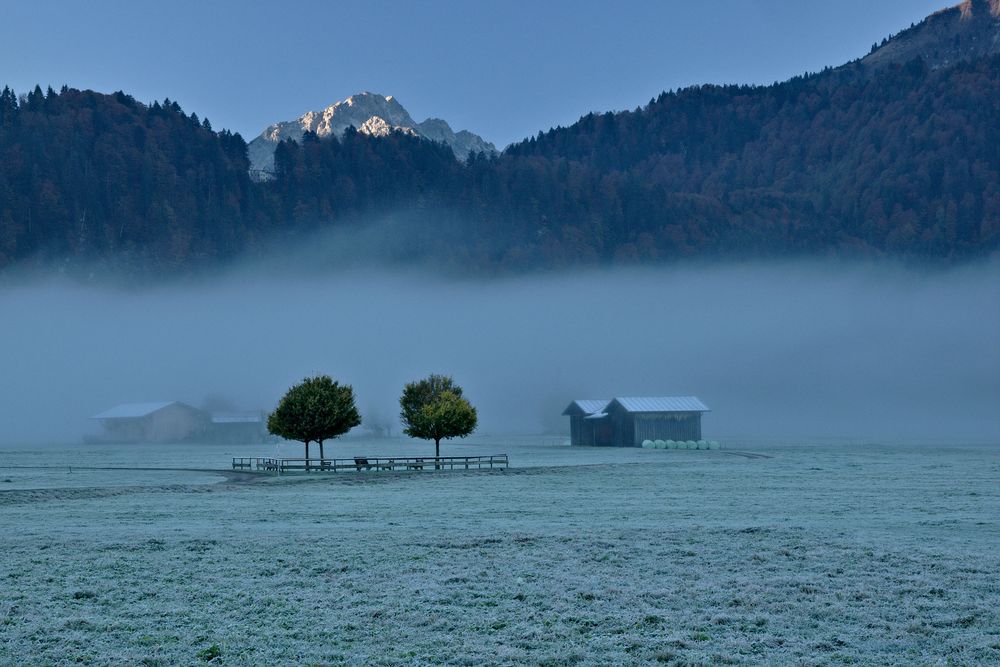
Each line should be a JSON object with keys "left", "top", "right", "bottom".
{"left": 1, "top": 438, "right": 998, "bottom": 665}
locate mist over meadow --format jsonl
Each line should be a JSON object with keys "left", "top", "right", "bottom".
{"left": 1, "top": 257, "right": 998, "bottom": 445}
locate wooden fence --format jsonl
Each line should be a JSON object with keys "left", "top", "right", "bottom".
{"left": 232, "top": 454, "right": 508, "bottom": 474}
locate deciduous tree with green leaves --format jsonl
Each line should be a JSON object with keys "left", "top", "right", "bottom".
{"left": 267, "top": 375, "right": 361, "bottom": 463}
{"left": 399, "top": 374, "right": 477, "bottom": 458}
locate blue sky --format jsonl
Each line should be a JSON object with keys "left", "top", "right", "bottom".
{"left": 1, "top": 0, "right": 945, "bottom": 147}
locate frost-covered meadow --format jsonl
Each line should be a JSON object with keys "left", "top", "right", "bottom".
{"left": 1, "top": 438, "right": 998, "bottom": 665}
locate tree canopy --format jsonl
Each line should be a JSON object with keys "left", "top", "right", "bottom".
{"left": 267, "top": 375, "right": 361, "bottom": 461}
{"left": 399, "top": 374, "right": 477, "bottom": 457}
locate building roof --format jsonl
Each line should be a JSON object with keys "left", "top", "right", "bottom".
{"left": 608, "top": 396, "right": 709, "bottom": 413}
{"left": 561, "top": 399, "right": 610, "bottom": 416}
{"left": 211, "top": 412, "right": 263, "bottom": 424}
{"left": 90, "top": 401, "right": 181, "bottom": 420}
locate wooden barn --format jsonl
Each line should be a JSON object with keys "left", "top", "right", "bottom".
{"left": 563, "top": 396, "right": 709, "bottom": 447}
{"left": 562, "top": 399, "right": 611, "bottom": 447}
{"left": 90, "top": 401, "right": 208, "bottom": 443}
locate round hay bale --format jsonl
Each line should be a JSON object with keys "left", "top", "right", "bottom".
{"left": 697, "top": 440, "right": 708, "bottom": 450}
{"left": 708, "top": 440, "right": 720, "bottom": 450}
{"left": 665, "top": 440, "right": 676, "bottom": 449}
{"left": 642, "top": 439, "right": 653, "bottom": 449}
{"left": 654, "top": 439, "right": 666, "bottom": 449}
{"left": 686, "top": 440, "right": 697, "bottom": 449}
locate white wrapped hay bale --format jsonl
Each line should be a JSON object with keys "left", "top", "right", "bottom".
{"left": 686, "top": 440, "right": 697, "bottom": 449}
{"left": 642, "top": 439, "right": 653, "bottom": 449}
{"left": 654, "top": 439, "right": 666, "bottom": 449}
{"left": 665, "top": 440, "right": 676, "bottom": 449}
{"left": 708, "top": 440, "right": 720, "bottom": 450}
{"left": 697, "top": 440, "right": 708, "bottom": 450}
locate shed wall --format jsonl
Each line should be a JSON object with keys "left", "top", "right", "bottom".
{"left": 611, "top": 412, "right": 635, "bottom": 447}
{"left": 569, "top": 416, "right": 582, "bottom": 446}
{"left": 631, "top": 413, "right": 702, "bottom": 444}
{"left": 149, "top": 404, "right": 205, "bottom": 442}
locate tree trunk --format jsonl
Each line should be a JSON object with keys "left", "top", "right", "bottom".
{"left": 319, "top": 440, "right": 325, "bottom": 462}
{"left": 435, "top": 437, "right": 441, "bottom": 469}
{"left": 304, "top": 441, "right": 310, "bottom": 470}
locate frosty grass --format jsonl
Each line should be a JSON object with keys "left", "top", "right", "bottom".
{"left": 1, "top": 437, "right": 998, "bottom": 665}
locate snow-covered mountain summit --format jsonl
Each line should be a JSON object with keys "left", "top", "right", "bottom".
{"left": 247, "top": 92, "right": 497, "bottom": 173}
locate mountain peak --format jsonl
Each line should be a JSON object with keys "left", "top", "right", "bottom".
{"left": 248, "top": 92, "right": 497, "bottom": 174}
{"left": 861, "top": 0, "right": 1000, "bottom": 71}
{"left": 958, "top": 0, "right": 1000, "bottom": 19}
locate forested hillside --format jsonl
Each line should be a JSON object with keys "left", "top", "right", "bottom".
{"left": 267, "top": 53, "right": 1000, "bottom": 268}
{"left": 492, "top": 55, "right": 1000, "bottom": 264}
{"left": 1, "top": 52, "right": 998, "bottom": 274}
{"left": 0, "top": 86, "right": 258, "bottom": 271}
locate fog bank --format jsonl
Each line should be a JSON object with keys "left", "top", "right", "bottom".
{"left": 1, "top": 260, "right": 998, "bottom": 444}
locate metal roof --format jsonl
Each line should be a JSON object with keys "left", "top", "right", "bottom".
{"left": 90, "top": 401, "right": 179, "bottom": 420}
{"left": 562, "top": 399, "right": 610, "bottom": 416}
{"left": 211, "top": 412, "right": 263, "bottom": 424}
{"left": 609, "top": 396, "right": 709, "bottom": 413}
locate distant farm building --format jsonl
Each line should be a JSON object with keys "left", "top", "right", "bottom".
{"left": 90, "top": 401, "right": 207, "bottom": 443}
{"left": 562, "top": 396, "right": 709, "bottom": 447}
{"left": 207, "top": 411, "right": 267, "bottom": 443}
{"left": 90, "top": 403, "right": 267, "bottom": 443}
{"left": 562, "top": 399, "right": 612, "bottom": 446}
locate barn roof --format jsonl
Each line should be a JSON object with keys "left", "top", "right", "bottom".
{"left": 608, "top": 396, "right": 710, "bottom": 413}
{"left": 561, "top": 399, "right": 610, "bottom": 416}
{"left": 90, "top": 401, "right": 197, "bottom": 420}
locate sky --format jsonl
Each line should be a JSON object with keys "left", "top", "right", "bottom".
{"left": 1, "top": 0, "right": 946, "bottom": 148}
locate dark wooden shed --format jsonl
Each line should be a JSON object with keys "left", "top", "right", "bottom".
{"left": 562, "top": 399, "right": 611, "bottom": 446}
{"left": 563, "top": 396, "right": 709, "bottom": 447}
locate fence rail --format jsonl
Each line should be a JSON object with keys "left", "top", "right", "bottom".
{"left": 232, "top": 454, "right": 508, "bottom": 474}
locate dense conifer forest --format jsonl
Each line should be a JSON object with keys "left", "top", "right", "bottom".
{"left": 1, "top": 52, "right": 998, "bottom": 274}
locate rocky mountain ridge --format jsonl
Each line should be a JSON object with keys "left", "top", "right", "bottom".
{"left": 860, "top": 0, "right": 999, "bottom": 71}
{"left": 247, "top": 92, "right": 497, "bottom": 173}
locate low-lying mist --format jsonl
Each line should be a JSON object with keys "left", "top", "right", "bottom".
{"left": 2, "top": 258, "right": 998, "bottom": 444}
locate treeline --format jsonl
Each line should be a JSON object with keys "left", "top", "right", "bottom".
{"left": 1, "top": 54, "right": 998, "bottom": 274}
{"left": 0, "top": 86, "right": 261, "bottom": 271}
{"left": 494, "top": 55, "right": 1000, "bottom": 264}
